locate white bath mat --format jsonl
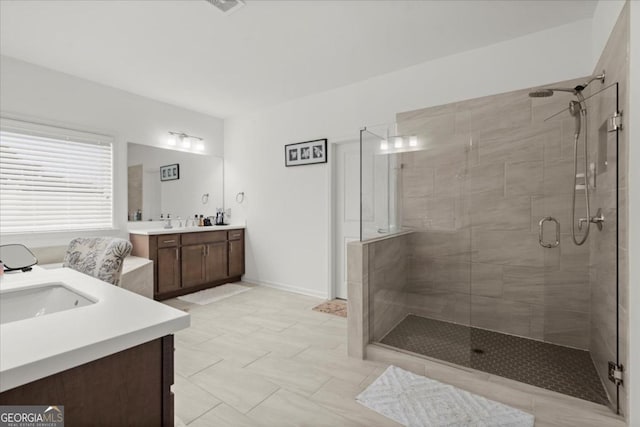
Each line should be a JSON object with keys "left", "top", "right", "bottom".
{"left": 357, "top": 365, "right": 534, "bottom": 427}
{"left": 177, "top": 284, "right": 251, "bottom": 305}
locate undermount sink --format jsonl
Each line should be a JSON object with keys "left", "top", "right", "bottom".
{"left": 0, "top": 283, "right": 96, "bottom": 325}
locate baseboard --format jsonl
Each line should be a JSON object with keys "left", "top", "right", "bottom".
{"left": 242, "top": 277, "right": 328, "bottom": 300}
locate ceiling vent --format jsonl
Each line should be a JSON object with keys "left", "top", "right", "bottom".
{"left": 204, "top": 0, "right": 245, "bottom": 14}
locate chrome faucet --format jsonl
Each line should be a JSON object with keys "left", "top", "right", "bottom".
{"left": 163, "top": 214, "right": 173, "bottom": 229}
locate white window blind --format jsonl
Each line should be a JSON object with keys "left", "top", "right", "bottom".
{"left": 0, "top": 122, "right": 113, "bottom": 233}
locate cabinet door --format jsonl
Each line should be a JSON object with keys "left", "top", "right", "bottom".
{"left": 157, "top": 247, "right": 181, "bottom": 294}
{"left": 228, "top": 239, "right": 244, "bottom": 277}
{"left": 205, "top": 242, "right": 228, "bottom": 282}
{"left": 181, "top": 245, "right": 206, "bottom": 288}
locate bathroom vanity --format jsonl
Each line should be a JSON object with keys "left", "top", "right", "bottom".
{"left": 129, "top": 226, "right": 245, "bottom": 300}
{"left": 0, "top": 266, "right": 189, "bottom": 426}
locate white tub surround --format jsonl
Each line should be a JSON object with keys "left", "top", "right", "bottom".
{"left": 0, "top": 266, "right": 189, "bottom": 393}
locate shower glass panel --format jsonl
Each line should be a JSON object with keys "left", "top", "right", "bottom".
{"left": 363, "top": 80, "right": 620, "bottom": 412}
{"left": 359, "top": 128, "right": 401, "bottom": 241}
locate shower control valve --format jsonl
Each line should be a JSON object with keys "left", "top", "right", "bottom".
{"left": 579, "top": 208, "right": 605, "bottom": 231}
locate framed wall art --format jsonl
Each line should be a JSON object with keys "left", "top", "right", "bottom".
{"left": 285, "top": 139, "right": 327, "bottom": 167}
{"left": 160, "top": 163, "right": 180, "bottom": 181}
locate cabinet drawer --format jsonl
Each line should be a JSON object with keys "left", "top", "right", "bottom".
{"left": 181, "top": 231, "right": 227, "bottom": 245}
{"left": 228, "top": 229, "right": 244, "bottom": 241}
{"left": 157, "top": 234, "right": 180, "bottom": 248}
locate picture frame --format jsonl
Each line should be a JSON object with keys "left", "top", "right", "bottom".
{"left": 285, "top": 139, "right": 327, "bottom": 167}
{"left": 160, "top": 163, "right": 180, "bottom": 181}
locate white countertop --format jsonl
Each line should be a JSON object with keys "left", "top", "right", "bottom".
{"left": 128, "top": 224, "right": 245, "bottom": 235}
{"left": 0, "top": 266, "right": 190, "bottom": 392}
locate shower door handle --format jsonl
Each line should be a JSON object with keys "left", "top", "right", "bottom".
{"left": 538, "top": 217, "right": 560, "bottom": 248}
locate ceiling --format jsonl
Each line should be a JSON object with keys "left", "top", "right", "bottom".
{"left": 0, "top": 1, "right": 597, "bottom": 119}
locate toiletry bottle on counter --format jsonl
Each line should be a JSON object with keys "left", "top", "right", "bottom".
{"left": 198, "top": 214, "right": 204, "bottom": 227}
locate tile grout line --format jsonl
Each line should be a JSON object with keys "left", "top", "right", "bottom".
{"left": 244, "top": 385, "right": 282, "bottom": 416}
{"left": 183, "top": 400, "right": 223, "bottom": 426}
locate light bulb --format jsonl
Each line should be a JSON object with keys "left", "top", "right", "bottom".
{"left": 181, "top": 135, "right": 191, "bottom": 148}
{"left": 409, "top": 136, "right": 418, "bottom": 147}
{"left": 167, "top": 134, "right": 176, "bottom": 146}
{"left": 380, "top": 140, "right": 389, "bottom": 150}
{"left": 394, "top": 137, "right": 403, "bottom": 148}
{"left": 195, "top": 141, "right": 205, "bottom": 151}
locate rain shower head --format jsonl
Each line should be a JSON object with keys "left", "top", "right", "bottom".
{"left": 528, "top": 87, "right": 576, "bottom": 97}
{"left": 528, "top": 72, "right": 606, "bottom": 98}
{"left": 528, "top": 89, "right": 554, "bottom": 98}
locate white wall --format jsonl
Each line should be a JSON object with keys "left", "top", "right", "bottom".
{"left": 127, "top": 143, "right": 224, "bottom": 221}
{"left": 591, "top": 0, "right": 626, "bottom": 68}
{"left": 0, "top": 55, "right": 224, "bottom": 247}
{"left": 626, "top": 1, "right": 640, "bottom": 424}
{"left": 224, "top": 19, "right": 593, "bottom": 298}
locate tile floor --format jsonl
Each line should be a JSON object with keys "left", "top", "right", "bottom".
{"left": 164, "top": 283, "right": 625, "bottom": 427}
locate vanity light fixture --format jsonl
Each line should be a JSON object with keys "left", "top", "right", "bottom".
{"left": 394, "top": 137, "right": 403, "bottom": 148}
{"left": 380, "top": 139, "right": 389, "bottom": 150}
{"left": 167, "top": 131, "right": 204, "bottom": 150}
{"left": 409, "top": 136, "right": 418, "bottom": 147}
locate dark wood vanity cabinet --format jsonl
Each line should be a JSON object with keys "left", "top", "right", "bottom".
{"left": 157, "top": 247, "right": 181, "bottom": 293}
{"left": 130, "top": 229, "right": 245, "bottom": 300}
{"left": 0, "top": 336, "right": 175, "bottom": 427}
{"left": 228, "top": 232, "right": 245, "bottom": 277}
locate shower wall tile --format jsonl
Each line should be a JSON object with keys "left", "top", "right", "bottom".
{"left": 470, "top": 195, "right": 531, "bottom": 231}
{"left": 402, "top": 166, "right": 434, "bottom": 198}
{"left": 471, "top": 295, "right": 533, "bottom": 337}
{"left": 410, "top": 230, "right": 471, "bottom": 263}
{"left": 466, "top": 162, "right": 505, "bottom": 195}
{"left": 471, "top": 230, "right": 544, "bottom": 267}
{"left": 368, "top": 234, "right": 411, "bottom": 342}
{"left": 543, "top": 158, "right": 576, "bottom": 195}
{"left": 459, "top": 90, "right": 532, "bottom": 133}
{"left": 558, "top": 234, "right": 590, "bottom": 272}
{"left": 505, "top": 160, "right": 543, "bottom": 197}
{"left": 502, "top": 266, "right": 545, "bottom": 305}
{"left": 433, "top": 163, "right": 466, "bottom": 197}
{"left": 470, "top": 263, "right": 503, "bottom": 298}
{"left": 454, "top": 110, "right": 471, "bottom": 135}
{"left": 407, "top": 258, "right": 470, "bottom": 294}
{"left": 476, "top": 129, "right": 546, "bottom": 165}
{"left": 544, "top": 309, "right": 590, "bottom": 349}
{"left": 401, "top": 197, "right": 427, "bottom": 221}
{"left": 412, "top": 195, "right": 469, "bottom": 231}
{"left": 404, "top": 290, "right": 470, "bottom": 326}
{"left": 544, "top": 278, "right": 590, "bottom": 313}
{"left": 530, "top": 305, "right": 545, "bottom": 341}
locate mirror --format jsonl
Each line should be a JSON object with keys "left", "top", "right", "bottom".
{"left": 0, "top": 244, "right": 38, "bottom": 271}
{"left": 127, "top": 143, "right": 224, "bottom": 221}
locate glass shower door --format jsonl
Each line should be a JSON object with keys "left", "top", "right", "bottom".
{"left": 536, "top": 82, "right": 619, "bottom": 409}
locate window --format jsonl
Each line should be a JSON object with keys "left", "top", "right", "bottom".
{"left": 0, "top": 119, "right": 113, "bottom": 233}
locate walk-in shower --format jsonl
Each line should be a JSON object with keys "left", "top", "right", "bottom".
{"left": 357, "top": 74, "right": 624, "bottom": 413}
